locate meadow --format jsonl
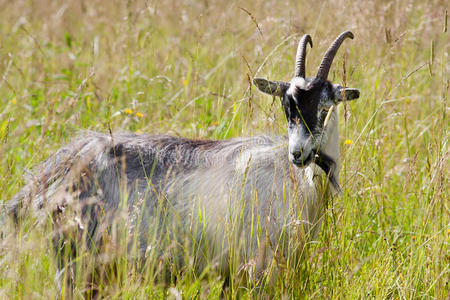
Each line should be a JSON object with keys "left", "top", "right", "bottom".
{"left": 0, "top": 0, "right": 448, "bottom": 298}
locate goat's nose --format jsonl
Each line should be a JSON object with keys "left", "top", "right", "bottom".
{"left": 292, "top": 150, "right": 302, "bottom": 161}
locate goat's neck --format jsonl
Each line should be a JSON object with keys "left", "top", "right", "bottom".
{"left": 321, "top": 109, "right": 340, "bottom": 183}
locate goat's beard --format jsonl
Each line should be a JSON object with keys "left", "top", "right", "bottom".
{"left": 312, "top": 150, "right": 341, "bottom": 193}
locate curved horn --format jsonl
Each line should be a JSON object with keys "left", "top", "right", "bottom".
{"left": 294, "top": 34, "right": 313, "bottom": 78}
{"left": 316, "top": 31, "right": 354, "bottom": 80}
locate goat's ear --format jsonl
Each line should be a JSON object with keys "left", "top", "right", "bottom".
{"left": 334, "top": 86, "right": 360, "bottom": 102}
{"left": 253, "top": 77, "right": 289, "bottom": 97}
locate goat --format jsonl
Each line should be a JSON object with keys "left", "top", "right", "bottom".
{"left": 6, "top": 31, "right": 360, "bottom": 284}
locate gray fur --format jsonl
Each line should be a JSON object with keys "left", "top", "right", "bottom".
{"left": 8, "top": 131, "right": 332, "bottom": 277}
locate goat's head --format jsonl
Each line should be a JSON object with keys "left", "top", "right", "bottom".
{"left": 254, "top": 31, "right": 360, "bottom": 168}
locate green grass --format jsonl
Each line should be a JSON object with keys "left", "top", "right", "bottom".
{"left": 0, "top": 0, "right": 448, "bottom": 298}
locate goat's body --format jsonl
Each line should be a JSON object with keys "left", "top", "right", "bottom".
{"left": 9, "top": 114, "right": 339, "bottom": 275}
{"left": 3, "top": 30, "right": 361, "bottom": 294}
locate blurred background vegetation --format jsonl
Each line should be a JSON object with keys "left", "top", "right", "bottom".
{"left": 0, "top": 0, "right": 448, "bottom": 298}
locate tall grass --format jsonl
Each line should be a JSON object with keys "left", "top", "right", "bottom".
{"left": 0, "top": 0, "right": 448, "bottom": 298}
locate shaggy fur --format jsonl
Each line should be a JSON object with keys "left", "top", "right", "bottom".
{"left": 7, "top": 129, "right": 336, "bottom": 277}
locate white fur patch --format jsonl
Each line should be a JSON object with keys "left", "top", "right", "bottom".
{"left": 287, "top": 77, "right": 308, "bottom": 95}
{"left": 304, "top": 166, "right": 314, "bottom": 186}
{"left": 235, "top": 145, "right": 280, "bottom": 174}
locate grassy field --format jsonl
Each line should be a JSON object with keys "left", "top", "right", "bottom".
{"left": 0, "top": 0, "right": 448, "bottom": 298}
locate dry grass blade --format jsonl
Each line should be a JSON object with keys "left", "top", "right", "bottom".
{"left": 239, "top": 7, "right": 263, "bottom": 38}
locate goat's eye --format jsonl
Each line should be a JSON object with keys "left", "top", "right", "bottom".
{"left": 321, "top": 107, "right": 332, "bottom": 117}
{"left": 320, "top": 107, "right": 331, "bottom": 123}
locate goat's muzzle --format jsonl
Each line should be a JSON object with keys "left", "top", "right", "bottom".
{"left": 290, "top": 149, "right": 314, "bottom": 167}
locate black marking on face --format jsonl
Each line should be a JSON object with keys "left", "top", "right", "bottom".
{"left": 282, "top": 79, "right": 334, "bottom": 137}
{"left": 314, "top": 150, "right": 341, "bottom": 192}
